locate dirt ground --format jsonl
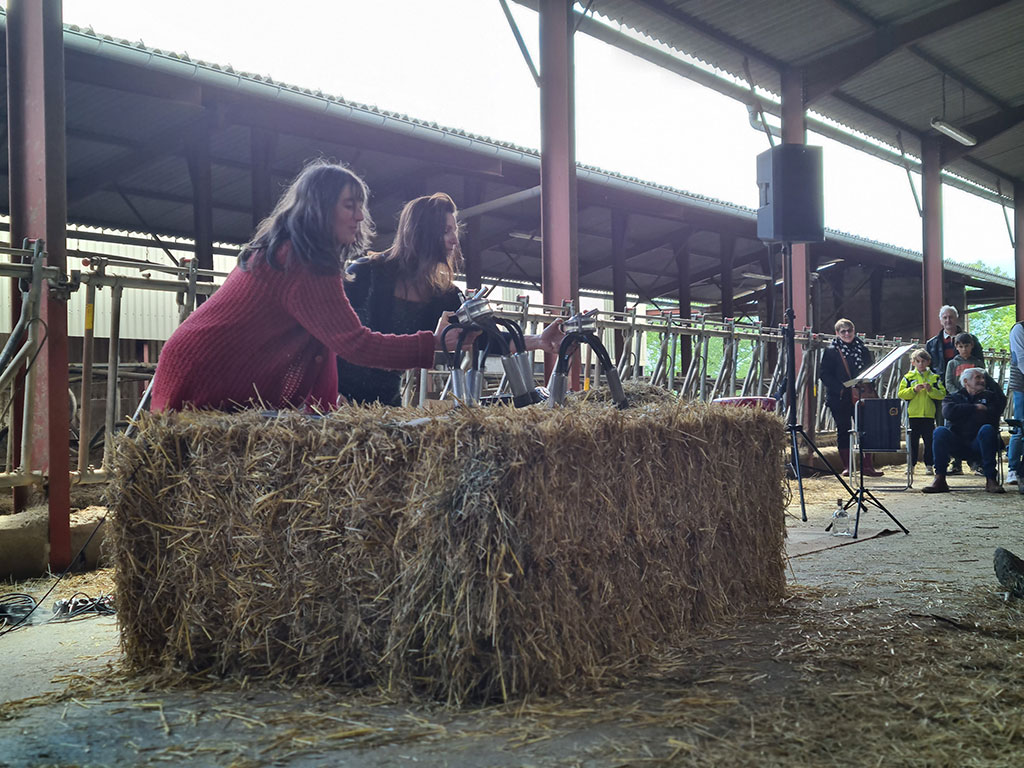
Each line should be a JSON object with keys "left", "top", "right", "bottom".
{"left": 2, "top": 469, "right": 1024, "bottom": 767}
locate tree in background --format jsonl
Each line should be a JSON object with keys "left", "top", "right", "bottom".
{"left": 966, "top": 262, "right": 1016, "bottom": 352}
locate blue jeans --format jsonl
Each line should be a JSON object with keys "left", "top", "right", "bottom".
{"left": 1008, "top": 390, "right": 1024, "bottom": 475}
{"left": 933, "top": 424, "right": 1000, "bottom": 479}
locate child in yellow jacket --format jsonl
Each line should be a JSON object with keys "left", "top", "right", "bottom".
{"left": 898, "top": 348, "right": 946, "bottom": 474}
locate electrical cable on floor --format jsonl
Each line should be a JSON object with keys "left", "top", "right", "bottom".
{"left": 0, "top": 511, "right": 111, "bottom": 637}
{"left": 0, "top": 593, "right": 39, "bottom": 630}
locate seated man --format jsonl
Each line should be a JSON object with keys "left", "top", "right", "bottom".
{"left": 923, "top": 368, "right": 1006, "bottom": 494}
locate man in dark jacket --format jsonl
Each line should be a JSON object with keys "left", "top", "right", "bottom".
{"left": 925, "top": 305, "right": 985, "bottom": 378}
{"left": 925, "top": 305, "right": 985, "bottom": 475}
{"left": 922, "top": 368, "right": 1006, "bottom": 494}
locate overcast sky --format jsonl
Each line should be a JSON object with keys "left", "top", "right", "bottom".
{"left": 59, "top": 0, "right": 1016, "bottom": 277}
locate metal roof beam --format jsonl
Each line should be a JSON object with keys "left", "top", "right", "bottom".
{"left": 112, "top": 185, "right": 252, "bottom": 216}
{"left": 460, "top": 186, "right": 542, "bottom": 219}
{"left": 62, "top": 47, "right": 204, "bottom": 104}
{"left": 802, "top": 0, "right": 1013, "bottom": 104}
{"left": 622, "top": 0, "right": 783, "bottom": 71}
{"left": 688, "top": 249, "right": 766, "bottom": 284}
{"left": 578, "top": 225, "right": 691, "bottom": 277}
{"left": 67, "top": 111, "right": 215, "bottom": 204}
{"left": 907, "top": 44, "right": 1010, "bottom": 112}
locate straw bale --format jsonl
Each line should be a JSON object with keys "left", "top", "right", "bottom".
{"left": 109, "top": 399, "right": 786, "bottom": 704}
{"left": 565, "top": 378, "right": 675, "bottom": 406}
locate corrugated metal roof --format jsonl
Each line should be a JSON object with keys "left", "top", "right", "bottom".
{"left": 547, "top": 0, "right": 1024, "bottom": 203}
{"left": 0, "top": 6, "right": 1012, "bottom": 338}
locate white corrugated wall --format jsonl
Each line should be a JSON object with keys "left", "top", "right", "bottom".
{"left": 2, "top": 226, "right": 234, "bottom": 340}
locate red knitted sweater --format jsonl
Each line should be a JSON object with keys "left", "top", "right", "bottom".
{"left": 151, "top": 249, "right": 435, "bottom": 411}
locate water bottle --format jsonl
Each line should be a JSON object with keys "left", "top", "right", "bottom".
{"left": 831, "top": 499, "right": 851, "bottom": 537}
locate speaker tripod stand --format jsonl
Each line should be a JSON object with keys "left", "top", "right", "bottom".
{"left": 778, "top": 243, "right": 856, "bottom": 522}
{"left": 756, "top": 146, "right": 906, "bottom": 535}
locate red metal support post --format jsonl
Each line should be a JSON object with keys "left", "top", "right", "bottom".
{"left": 780, "top": 68, "right": 810, "bottom": 333}
{"left": 462, "top": 177, "right": 484, "bottom": 291}
{"left": 539, "top": 0, "right": 579, "bottom": 378}
{"left": 187, "top": 126, "right": 214, "bottom": 274}
{"left": 921, "top": 137, "right": 945, "bottom": 337}
{"left": 719, "top": 233, "right": 735, "bottom": 320}
{"left": 7, "top": 0, "right": 72, "bottom": 568}
{"left": 780, "top": 67, "right": 814, "bottom": 437}
{"left": 869, "top": 268, "right": 884, "bottom": 336}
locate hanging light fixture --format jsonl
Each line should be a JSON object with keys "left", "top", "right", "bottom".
{"left": 932, "top": 73, "right": 976, "bottom": 146}
{"left": 930, "top": 117, "right": 977, "bottom": 146}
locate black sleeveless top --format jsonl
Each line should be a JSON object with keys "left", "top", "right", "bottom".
{"left": 338, "top": 257, "right": 462, "bottom": 406}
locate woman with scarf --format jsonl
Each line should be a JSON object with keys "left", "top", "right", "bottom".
{"left": 818, "top": 318, "right": 884, "bottom": 477}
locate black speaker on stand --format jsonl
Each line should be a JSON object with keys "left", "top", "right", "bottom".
{"left": 755, "top": 144, "right": 837, "bottom": 522}
{"left": 755, "top": 144, "right": 904, "bottom": 534}
{"left": 757, "top": 144, "right": 824, "bottom": 243}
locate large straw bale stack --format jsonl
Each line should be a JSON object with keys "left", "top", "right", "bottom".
{"left": 110, "top": 399, "right": 786, "bottom": 704}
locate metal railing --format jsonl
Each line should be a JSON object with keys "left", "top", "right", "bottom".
{"left": 1, "top": 249, "right": 226, "bottom": 489}
{"left": 0, "top": 250, "right": 1013, "bottom": 489}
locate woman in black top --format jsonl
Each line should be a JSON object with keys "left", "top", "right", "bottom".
{"left": 339, "top": 192, "right": 560, "bottom": 405}
{"left": 818, "top": 318, "right": 883, "bottom": 477}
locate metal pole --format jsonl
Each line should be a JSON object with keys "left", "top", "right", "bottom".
{"left": 102, "top": 283, "right": 123, "bottom": 471}
{"left": 77, "top": 281, "right": 95, "bottom": 475}
{"left": 19, "top": 304, "right": 39, "bottom": 477}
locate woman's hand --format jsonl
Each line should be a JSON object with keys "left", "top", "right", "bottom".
{"left": 433, "top": 311, "right": 479, "bottom": 351}
{"left": 524, "top": 319, "right": 565, "bottom": 355}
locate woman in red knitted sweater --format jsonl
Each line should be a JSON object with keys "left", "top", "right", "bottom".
{"left": 151, "top": 161, "right": 451, "bottom": 412}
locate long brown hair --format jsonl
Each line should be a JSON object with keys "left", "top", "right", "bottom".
{"left": 240, "top": 160, "right": 375, "bottom": 274}
{"left": 370, "top": 192, "right": 462, "bottom": 294}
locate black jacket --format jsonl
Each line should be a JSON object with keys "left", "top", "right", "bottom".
{"left": 925, "top": 327, "right": 984, "bottom": 377}
{"left": 941, "top": 385, "right": 1006, "bottom": 444}
{"left": 818, "top": 345, "right": 874, "bottom": 410}
{"left": 338, "top": 257, "right": 461, "bottom": 405}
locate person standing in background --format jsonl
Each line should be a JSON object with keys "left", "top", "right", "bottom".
{"left": 926, "top": 305, "right": 984, "bottom": 380}
{"left": 1007, "top": 321, "right": 1024, "bottom": 486}
{"left": 818, "top": 318, "right": 883, "bottom": 477}
{"left": 898, "top": 348, "right": 945, "bottom": 476}
{"left": 945, "top": 332, "right": 985, "bottom": 395}
{"left": 925, "top": 305, "right": 984, "bottom": 475}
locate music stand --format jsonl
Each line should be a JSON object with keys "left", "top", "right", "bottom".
{"left": 843, "top": 343, "right": 916, "bottom": 491}
{"left": 843, "top": 344, "right": 915, "bottom": 390}
{"left": 842, "top": 399, "right": 910, "bottom": 538}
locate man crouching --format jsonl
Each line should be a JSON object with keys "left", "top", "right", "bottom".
{"left": 923, "top": 367, "right": 1006, "bottom": 494}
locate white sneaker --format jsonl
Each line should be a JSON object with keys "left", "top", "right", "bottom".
{"left": 925, "top": 466, "right": 934, "bottom": 476}
{"left": 1008, "top": 469, "right": 1018, "bottom": 485}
